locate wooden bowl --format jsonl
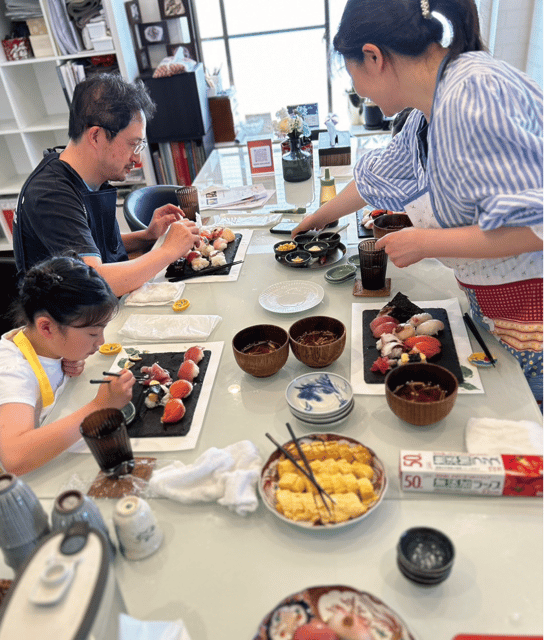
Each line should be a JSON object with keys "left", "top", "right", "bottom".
{"left": 385, "top": 363, "right": 458, "bottom": 426}
{"left": 373, "top": 213, "right": 413, "bottom": 239}
{"left": 289, "top": 316, "right": 346, "bottom": 368}
{"left": 232, "top": 324, "right": 289, "bottom": 378}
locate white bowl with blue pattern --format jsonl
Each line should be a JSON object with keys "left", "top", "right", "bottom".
{"left": 286, "top": 372, "right": 353, "bottom": 418}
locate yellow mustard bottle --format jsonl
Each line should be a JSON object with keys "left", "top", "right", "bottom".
{"left": 319, "top": 168, "right": 336, "bottom": 206}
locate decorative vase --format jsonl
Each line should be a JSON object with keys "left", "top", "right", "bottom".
{"left": 281, "top": 134, "right": 312, "bottom": 182}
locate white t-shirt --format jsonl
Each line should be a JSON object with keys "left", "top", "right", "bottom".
{"left": 0, "top": 329, "right": 68, "bottom": 427}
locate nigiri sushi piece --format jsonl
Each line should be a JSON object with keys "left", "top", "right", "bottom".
{"left": 221, "top": 228, "right": 236, "bottom": 243}
{"left": 372, "top": 322, "right": 399, "bottom": 339}
{"left": 191, "top": 256, "right": 210, "bottom": 271}
{"left": 369, "top": 314, "right": 398, "bottom": 333}
{"left": 210, "top": 227, "right": 224, "bottom": 239}
{"left": 408, "top": 312, "right": 433, "bottom": 327}
{"left": 184, "top": 345, "right": 204, "bottom": 364}
{"left": 185, "top": 250, "right": 202, "bottom": 264}
{"left": 209, "top": 250, "right": 227, "bottom": 267}
{"left": 141, "top": 362, "right": 172, "bottom": 385}
{"left": 393, "top": 323, "right": 416, "bottom": 341}
{"left": 178, "top": 359, "right": 200, "bottom": 381}
{"left": 200, "top": 228, "right": 213, "bottom": 240}
{"left": 212, "top": 237, "right": 228, "bottom": 251}
{"left": 161, "top": 398, "right": 186, "bottom": 424}
{"left": 169, "top": 378, "right": 193, "bottom": 399}
{"left": 415, "top": 319, "right": 445, "bottom": 335}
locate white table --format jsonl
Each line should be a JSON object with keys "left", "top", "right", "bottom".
{"left": 2, "top": 145, "right": 542, "bottom": 640}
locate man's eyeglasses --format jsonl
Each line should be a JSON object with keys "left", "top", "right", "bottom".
{"left": 89, "top": 123, "right": 147, "bottom": 155}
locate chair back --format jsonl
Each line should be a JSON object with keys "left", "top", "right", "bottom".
{"left": 123, "top": 185, "right": 181, "bottom": 231}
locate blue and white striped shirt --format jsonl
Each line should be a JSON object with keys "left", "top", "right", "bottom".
{"left": 354, "top": 52, "right": 543, "bottom": 285}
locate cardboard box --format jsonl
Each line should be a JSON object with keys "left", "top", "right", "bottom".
{"left": 27, "top": 18, "right": 47, "bottom": 36}
{"left": 399, "top": 450, "right": 542, "bottom": 497}
{"left": 29, "top": 35, "right": 54, "bottom": 57}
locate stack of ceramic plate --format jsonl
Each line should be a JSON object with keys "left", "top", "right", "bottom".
{"left": 285, "top": 372, "right": 354, "bottom": 428}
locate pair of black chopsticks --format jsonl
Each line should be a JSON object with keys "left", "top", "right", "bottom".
{"left": 167, "top": 260, "right": 244, "bottom": 282}
{"left": 266, "top": 424, "right": 336, "bottom": 516}
{"left": 463, "top": 313, "right": 497, "bottom": 367}
{"left": 89, "top": 371, "right": 147, "bottom": 384}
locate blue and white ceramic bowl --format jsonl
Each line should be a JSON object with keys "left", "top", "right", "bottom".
{"left": 286, "top": 372, "right": 353, "bottom": 418}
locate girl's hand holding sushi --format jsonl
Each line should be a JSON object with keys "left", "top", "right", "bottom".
{"left": 62, "top": 359, "right": 85, "bottom": 377}
{"left": 145, "top": 204, "right": 185, "bottom": 241}
{"left": 93, "top": 369, "right": 135, "bottom": 410}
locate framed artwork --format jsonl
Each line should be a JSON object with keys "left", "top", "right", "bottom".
{"left": 138, "top": 22, "right": 170, "bottom": 46}
{"left": 135, "top": 47, "right": 151, "bottom": 74}
{"left": 124, "top": 1, "right": 141, "bottom": 25}
{"left": 159, "top": 0, "right": 186, "bottom": 20}
{"left": 247, "top": 139, "right": 275, "bottom": 175}
{"left": 167, "top": 43, "right": 195, "bottom": 60}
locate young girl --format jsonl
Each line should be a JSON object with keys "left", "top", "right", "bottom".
{"left": 294, "top": 0, "right": 542, "bottom": 402}
{"left": 0, "top": 254, "right": 135, "bottom": 475}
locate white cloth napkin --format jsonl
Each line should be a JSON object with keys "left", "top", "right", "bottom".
{"left": 119, "top": 614, "right": 191, "bottom": 640}
{"left": 118, "top": 314, "right": 221, "bottom": 342}
{"left": 148, "top": 440, "right": 262, "bottom": 516}
{"left": 465, "top": 417, "right": 543, "bottom": 455}
{"left": 124, "top": 282, "right": 185, "bottom": 306}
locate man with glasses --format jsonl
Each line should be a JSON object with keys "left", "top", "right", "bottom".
{"left": 13, "top": 73, "right": 200, "bottom": 296}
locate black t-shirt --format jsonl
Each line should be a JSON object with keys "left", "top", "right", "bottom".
{"left": 13, "top": 151, "right": 128, "bottom": 276}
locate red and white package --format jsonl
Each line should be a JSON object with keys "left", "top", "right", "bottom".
{"left": 399, "top": 450, "right": 542, "bottom": 497}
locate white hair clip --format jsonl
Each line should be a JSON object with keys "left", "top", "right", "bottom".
{"left": 421, "top": 0, "right": 432, "bottom": 19}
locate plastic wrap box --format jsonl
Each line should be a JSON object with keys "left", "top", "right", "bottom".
{"left": 400, "top": 450, "right": 542, "bottom": 497}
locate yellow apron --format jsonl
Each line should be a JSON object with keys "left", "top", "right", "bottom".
{"left": 13, "top": 330, "right": 55, "bottom": 408}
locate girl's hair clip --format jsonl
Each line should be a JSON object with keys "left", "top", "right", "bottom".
{"left": 421, "top": 0, "right": 432, "bottom": 19}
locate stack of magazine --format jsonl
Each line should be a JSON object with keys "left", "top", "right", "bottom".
{"left": 198, "top": 185, "right": 274, "bottom": 211}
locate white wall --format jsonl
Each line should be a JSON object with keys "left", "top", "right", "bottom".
{"left": 526, "top": 0, "right": 543, "bottom": 86}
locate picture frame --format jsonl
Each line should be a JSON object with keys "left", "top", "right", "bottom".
{"left": 135, "top": 47, "right": 151, "bottom": 74}
{"left": 159, "top": 0, "right": 186, "bottom": 20}
{"left": 138, "top": 21, "right": 170, "bottom": 46}
{"left": 167, "top": 43, "right": 195, "bottom": 60}
{"left": 124, "top": 1, "right": 141, "bottom": 25}
{"left": 247, "top": 139, "right": 275, "bottom": 175}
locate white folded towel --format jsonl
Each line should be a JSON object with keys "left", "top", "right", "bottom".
{"left": 125, "top": 282, "right": 185, "bottom": 306}
{"left": 465, "top": 417, "right": 543, "bottom": 455}
{"left": 118, "top": 614, "right": 191, "bottom": 640}
{"left": 119, "top": 314, "right": 221, "bottom": 342}
{"left": 148, "top": 440, "right": 262, "bottom": 516}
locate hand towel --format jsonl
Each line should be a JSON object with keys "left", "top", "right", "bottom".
{"left": 148, "top": 441, "right": 262, "bottom": 516}
{"left": 119, "top": 314, "right": 221, "bottom": 342}
{"left": 125, "top": 282, "right": 185, "bottom": 306}
{"left": 465, "top": 417, "right": 543, "bottom": 455}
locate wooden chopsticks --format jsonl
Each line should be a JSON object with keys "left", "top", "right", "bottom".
{"left": 463, "top": 313, "right": 497, "bottom": 367}
{"left": 265, "top": 428, "right": 336, "bottom": 516}
{"left": 90, "top": 371, "right": 147, "bottom": 384}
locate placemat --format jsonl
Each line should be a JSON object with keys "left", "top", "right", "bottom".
{"left": 87, "top": 456, "right": 156, "bottom": 499}
{"left": 165, "top": 233, "right": 242, "bottom": 280}
{"left": 129, "top": 350, "right": 211, "bottom": 438}
{"left": 362, "top": 308, "right": 464, "bottom": 384}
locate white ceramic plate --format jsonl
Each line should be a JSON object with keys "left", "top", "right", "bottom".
{"left": 259, "top": 281, "right": 325, "bottom": 314}
{"left": 286, "top": 372, "right": 353, "bottom": 417}
{"left": 259, "top": 433, "right": 387, "bottom": 530}
{"left": 252, "top": 584, "right": 416, "bottom": 640}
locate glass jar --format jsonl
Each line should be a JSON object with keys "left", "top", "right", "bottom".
{"left": 281, "top": 134, "right": 313, "bottom": 183}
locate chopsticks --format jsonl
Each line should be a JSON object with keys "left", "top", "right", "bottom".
{"left": 265, "top": 429, "right": 336, "bottom": 516}
{"left": 89, "top": 371, "right": 147, "bottom": 384}
{"left": 463, "top": 312, "right": 497, "bottom": 367}
{"left": 167, "top": 260, "right": 244, "bottom": 282}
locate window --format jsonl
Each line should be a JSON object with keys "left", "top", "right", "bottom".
{"left": 195, "top": 0, "right": 352, "bottom": 128}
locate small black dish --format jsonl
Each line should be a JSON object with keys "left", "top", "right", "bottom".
{"left": 316, "top": 231, "right": 341, "bottom": 250}
{"left": 293, "top": 233, "right": 315, "bottom": 248}
{"left": 284, "top": 250, "right": 312, "bottom": 268}
{"left": 397, "top": 526, "right": 455, "bottom": 586}
{"left": 303, "top": 240, "right": 329, "bottom": 259}
{"left": 273, "top": 239, "right": 298, "bottom": 258}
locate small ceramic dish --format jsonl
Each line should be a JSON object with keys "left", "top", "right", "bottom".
{"left": 293, "top": 233, "right": 315, "bottom": 248}
{"left": 286, "top": 371, "right": 353, "bottom": 417}
{"left": 397, "top": 526, "right": 455, "bottom": 585}
{"left": 303, "top": 241, "right": 330, "bottom": 258}
{"left": 273, "top": 240, "right": 298, "bottom": 257}
{"left": 284, "top": 250, "right": 312, "bottom": 268}
{"left": 325, "top": 264, "right": 357, "bottom": 283}
{"left": 316, "top": 231, "right": 341, "bottom": 250}
{"left": 121, "top": 401, "right": 136, "bottom": 426}
{"left": 347, "top": 254, "right": 360, "bottom": 267}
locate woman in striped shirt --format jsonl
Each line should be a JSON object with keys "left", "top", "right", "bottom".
{"left": 294, "top": 0, "right": 542, "bottom": 402}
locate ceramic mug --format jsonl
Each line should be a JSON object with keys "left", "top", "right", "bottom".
{"left": 113, "top": 496, "right": 163, "bottom": 561}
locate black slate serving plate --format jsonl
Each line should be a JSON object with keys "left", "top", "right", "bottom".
{"left": 356, "top": 208, "right": 375, "bottom": 238}
{"left": 127, "top": 350, "right": 211, "bottom": 438}
{"left": 362, "top": 308, "right": 464, "bottom": 384}
{"left": 165, "top": 233, "right": 242, "bottom": 280}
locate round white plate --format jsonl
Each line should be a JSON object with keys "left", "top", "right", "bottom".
{"left": 286, "top": 372, "right": 353, "bottom": 416}
{"left": 259, "top": 281, "right": 325, "bottom": 314}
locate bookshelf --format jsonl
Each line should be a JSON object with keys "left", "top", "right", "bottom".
{"left": 0, "top": 0, "right": 153, "bottom": 229}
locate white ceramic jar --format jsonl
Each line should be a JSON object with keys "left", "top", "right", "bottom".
{"left": 113, "top": 496, "right": 163, "bottom": 561}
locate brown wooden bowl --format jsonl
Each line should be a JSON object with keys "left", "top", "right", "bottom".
{"left": 373, "top": 213, "right": 413, "bottom": 239}
{"left": 232, "top": 324, "right": 289, "bottom": 377}
{"left": 289, "top": 316, "right": 346, "bottom": 368}
{"left": 385, "top": 363, "right": 458, "bottom": 426}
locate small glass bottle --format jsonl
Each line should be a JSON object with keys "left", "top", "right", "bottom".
{"left": 319, "top": 168, "right": 337, "bottom": 206}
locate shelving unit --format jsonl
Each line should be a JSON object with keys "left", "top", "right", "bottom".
{"left": 0, "top": 0, "right": 151, "bottom": 205}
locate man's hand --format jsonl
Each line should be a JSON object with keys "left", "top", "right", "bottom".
{"left": 145, "top": 204, "right": 185, "bottom": 241}
{"left": 162, "top": 220, "right": 202, "bottom": 261}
